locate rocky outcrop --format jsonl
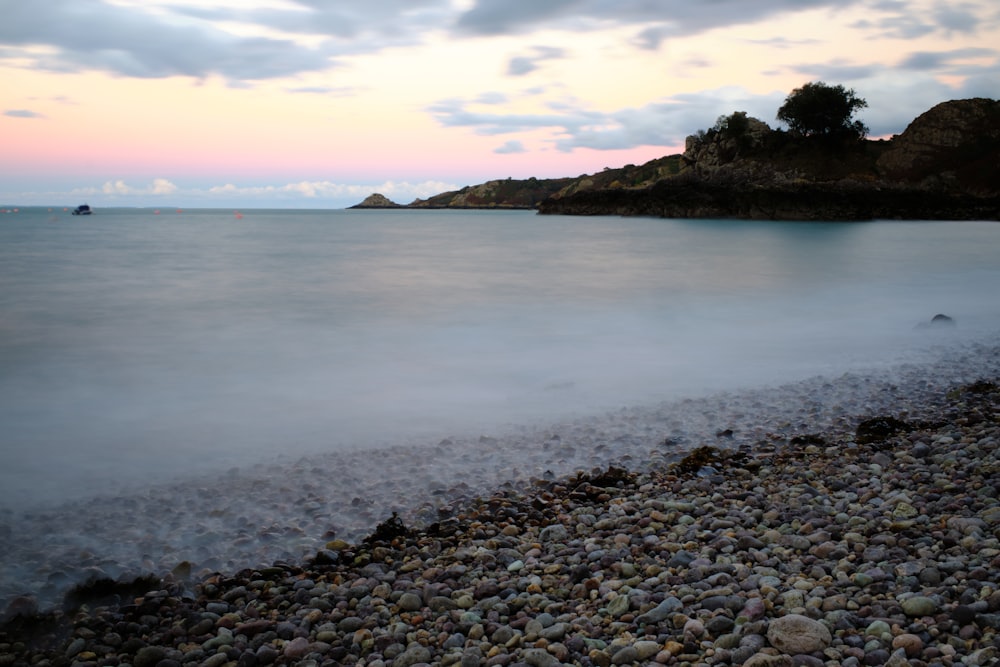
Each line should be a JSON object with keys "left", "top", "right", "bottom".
{"left": 409, "top": 178, "right": 574, "bottom": 209}
{"left": 876, "top": 98, "right": 1000, "bottom": 194}
{"left": 539, "top": 98, "right": 1000, "bottom": 220}
{"left": 349, "top": 193, "right": 402, "bottom": 208}
{"left": 683, "top": 116, "right": 775, "bottom": 179}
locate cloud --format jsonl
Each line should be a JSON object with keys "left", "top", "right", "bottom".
{"left": 507, "top": 46, "right": 566, "bottom": 76}
{"left": 3, "top": 109, "right": 44, "bottom": 118}
{"left": 455, "top": 0, "right": 864, "bottom": 39}
{"left": 854, "top": 0, "right": 998, "bottom": 39}
{"left": 494, "top": 140, "right": 526, "bottom": 154}
{"left": 475, "top": 92, "right": 509, "bottom": 105}
{"left": 5, "top": 0, "right": 995, "bottom": 95}
{"left": 852, "top": 15, "right": 935, "bottom": 39}
{"left": 1, "top": 0, "right": 926, "bottom": 87}
{"left": 747, "top": 37, "right": 824, "bottom": 49}
{"left": 932, "top": 2, "right": 982, "bottom": 34}
{"left": 100, "top": 178, "right": 178, "bottom": 196}
{"left": 207, "top": 179, "right": 458, "bottom": 204}
{"left": 429, "top": 87, "right": 788, "bottom": 152}
{"left": 151, "top": 178, "right": 179, "bottom": 195}
{"left": 285, "top": 85, "right": 362, "bottom": 96}
{"left": 454, "top": 0, "right": 581, "bottom": 35}
{"left": 0, "top": 1, "right": 454, "bottom": 83}
{"left": 0, "top": 2, "right": 330, "bottom": 81}
{"left": 789, "top": 62, "right": 881, "bottom": 81}
{"left": 897, "top": 48, "right": 997, "bottom": 71}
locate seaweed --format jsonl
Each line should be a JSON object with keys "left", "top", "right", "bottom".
{"left": 363, "top": 512, "right": 412, "bottom": 545}
{"left": 63, "top": 573, "right": 162, "bottom": 612}
{"left": 671, "top": 445, "right": 724, "bottom": 475}
{"left": 855, "top": 416, "right": 912, "bottom": 445}
{"left": 585, "top": 465, "right": 636, "bottom": 488}
{"left": 963, "top": 379, "right": 998, "bottom": 394}
{"left": 789, "top": 433, "right": 826, "bottom": 447}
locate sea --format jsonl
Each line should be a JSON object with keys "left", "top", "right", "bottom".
{"left": 1, "top": 207, "right": 999, "bottom": 511}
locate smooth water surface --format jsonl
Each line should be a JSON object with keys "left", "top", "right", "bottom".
{"left": 1, "top": 207, "right": 998, "bottom": 507}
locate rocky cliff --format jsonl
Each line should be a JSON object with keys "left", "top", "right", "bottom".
{"left": 876, "top": 98, "right": 1000, "bottom": 195}
{"left": 538, "top": 98, "right": 1000, "bottom": 220}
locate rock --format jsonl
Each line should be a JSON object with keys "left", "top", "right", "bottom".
{"left": 635, "top": 596, "right": 683, "bottom": 625}
{"left": 791, "top": 656, "right": 825, "bottom": 667}
{"left": 610, "top": 645, "right": 639, "bottom": 665}
{"left": 523, "top": 648, "right": 561, "bottom": 667}
{"left": 916, "top": 313, "right": 957, "bottom": 329}
{"left": 282, "top": 636, "right": 311, "bottom": 660}
{"left": 64, "top": 637, "right": 85, "bottom": 658}
{"left": 134, "top": 646, "right": 167, "bottom": 667}
{"left": 892, "top": 633, "right": 923, "bottom": 657}
{"left": 350, "top": 193, "right": 402, "bottom": 208}
{"left": 398, "top": 592, "right": 423, "bottom": 612}
{"left": 901, "top": 595, "right": 938, "bottom": 617}
{"left": 766, "top": 614, "right": 832, "bottom": 654}
{"left": 392, "top": 645, "right": 432, "bottom": 667}
{"left": 743, "top": 653, "right": 793, "bottom": 667}
{"left": 539, "top": 524, "right": 569, "bottom": 542}
{"left": 634, "top": 640, "right": 662, "bottom": 660}
{"left": 877, "top": 98, "right": 1000, "bottom": 194}
{"left": 606, "top": 594, "right": 629, "bottom": 618}
{"left": 461, "top": 647, "right": 483, "bottom": 667}
{"left": 884, "top": 648, "right": 911, "bottom": 667}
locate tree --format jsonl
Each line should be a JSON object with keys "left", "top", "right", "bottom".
{"left": 776, "top": 82, "right": 869, "bottom": 139}
{"left": 712, "top": 110, "right": 751, "bottom": 138}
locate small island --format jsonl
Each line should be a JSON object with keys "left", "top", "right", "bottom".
{"left": 349, "top": 193, "right": 403, "bottom": 209}
{"left": 351, "top": 89, "right": 1000, "bottom": 221}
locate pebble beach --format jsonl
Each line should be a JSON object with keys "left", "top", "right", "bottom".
{"left": 2, "top": 337, "right": 999, "bottom": 667}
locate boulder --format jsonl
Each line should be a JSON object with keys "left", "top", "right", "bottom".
{"left": 766, "top": 614, "right": 832, "bottom": 654}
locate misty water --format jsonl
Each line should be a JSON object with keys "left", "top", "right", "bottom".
{"left": 1, "top": 207, "right": 999, "bottom": 511}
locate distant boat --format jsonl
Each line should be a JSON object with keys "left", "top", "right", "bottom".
{"left": 72, "top": 204, "right": 92, "bottom": 216}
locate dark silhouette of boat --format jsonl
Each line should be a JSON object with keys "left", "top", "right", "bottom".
{"left": 72, "top": 204, "right": 92, "bottom": 216}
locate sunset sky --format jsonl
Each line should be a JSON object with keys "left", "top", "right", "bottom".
{"left": 2, "top": 1, "right": 998, "bottom": 208}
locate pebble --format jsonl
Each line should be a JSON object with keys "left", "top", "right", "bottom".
{"left": 901, "top": 595, "right": 938, "bottom": 617}
{"left": 2, "top": 351, "right": 1000, "bottom": 667}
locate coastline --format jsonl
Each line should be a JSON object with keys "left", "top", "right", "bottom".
{"left": 2, "top": 336, "right": 999, "bottom": 664}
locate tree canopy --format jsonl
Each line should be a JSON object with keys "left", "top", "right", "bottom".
{"left": 776, "top": 82, "right": 869, "bottom": 139}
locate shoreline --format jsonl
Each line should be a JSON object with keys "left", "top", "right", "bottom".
{"left": 1, "top": 337, "right": 999, "bottom": 664}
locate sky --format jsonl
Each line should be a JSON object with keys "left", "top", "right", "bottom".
{"left": 1, "top": 1, "right": 998, "bottom": 209}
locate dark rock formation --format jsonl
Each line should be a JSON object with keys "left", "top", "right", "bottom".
{"left": 538, "top": 98, "right": 1000, "bottom": 220}
{"left": 537, "top": 176, "right": 999, "bottom": 221}
{"left": 408, "top": 178, "right": 575, "bottom": 209}
{"left": 349, "top": 193, "right": 402, "bottom": 208}
{"left": 877, "top": 98, "right": 1000, "bottom": 194}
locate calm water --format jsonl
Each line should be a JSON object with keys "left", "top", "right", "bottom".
{"left": 1, "top": 207, "right": 998, "bottom": 508}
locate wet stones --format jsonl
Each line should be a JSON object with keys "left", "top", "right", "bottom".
{"left": 2, "top": 371, "right": 1000, "bottom": 666}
